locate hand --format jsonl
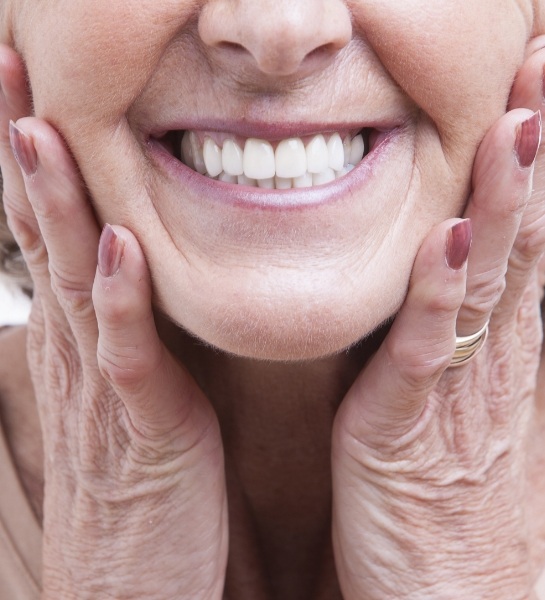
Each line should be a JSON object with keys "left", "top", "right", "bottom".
{"left": 331, "top": 41, "right": 545, "bottom": 600}
{"left": 0, "top": 45, "right": 227, "bottom": 600}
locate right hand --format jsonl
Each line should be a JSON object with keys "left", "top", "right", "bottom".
{"left": 0, "top": 45, "right": 228, "bottom": 600}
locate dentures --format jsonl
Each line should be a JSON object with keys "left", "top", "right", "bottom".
{"left": 177, "top": 130, "right": 369, "bottom": 189}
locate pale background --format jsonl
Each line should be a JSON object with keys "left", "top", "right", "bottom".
{"left": 0, "top": 277, "right": 31, "bottom": 326}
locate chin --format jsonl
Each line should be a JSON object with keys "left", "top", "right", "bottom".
{"left": 156, "top": 273, "right": 406, "bottom": 361}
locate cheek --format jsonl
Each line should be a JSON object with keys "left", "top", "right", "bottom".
{"left": 352, "top": 0, "right": 530, "bottom": 148}
{"left": 18, "top": 1, "right": 193, "bottom": 129}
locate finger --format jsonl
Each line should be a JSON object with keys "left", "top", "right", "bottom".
{"left": 335, "top": 219, "right": 470, "bottom": 448}
{"left": 455, "top": 109, "right": 539, "bottom": 336}
{"left": 503, "top": 46, "right": 545, "bottom": 309}
{"left": 0, "top": 45, "right": 37, "bottom": 249}
{"left": 9, "top": 117, "right": 101, "bottom": 358}
{"left": 510, "top": 42, "right": 545, "bottom": 113}
{"left": 93, "top": 225, "right": 216, "bottom": 443}
{"left": 0, "top": 45, "right": 31, "bottom": 207}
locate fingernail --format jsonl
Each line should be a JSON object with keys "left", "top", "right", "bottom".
{"left": 515, "top": 111, "right": 542, "bottom": 168}
{"left": 446, "top": 219, "right": 472, "bottom": 270}
{"left": 98, "top": 224, "right": 124, "bottom": 278}
{"left": 9, "top": 120, "right": 38, "bottom": 177}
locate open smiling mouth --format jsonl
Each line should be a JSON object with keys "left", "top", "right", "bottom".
{"left": 156, "top": 128, "right": 378, "bottom": 190}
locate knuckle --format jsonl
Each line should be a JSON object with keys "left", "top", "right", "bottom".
{"left": 97, "top": 345, "right": 152, "bottom": 392}
{"left": 386, "top": 336, "right": 452, "bottom": 388}
{"left": 46, "top": 336, "right": 82, "bottom": 400}
{"left": 512, "top": 223, "right": 545, "bottom": 264}
{"left": 464, "top": 274, "right": 506, "bottom": 318}
{"left": 96, "top": 291, "right": 138, "bottom": 324}
{"left": 49, "top": 264, "right": 93, "bottom": 318}
{"left": 424, "top": 290, "right": 464, "bottom": 316}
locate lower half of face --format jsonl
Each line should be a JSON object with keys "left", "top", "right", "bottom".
{"left": 15, "top": 0, "right": 532, "bottom": 360}
{"left": 62, "top": 115, "right": 469, "bottom": 361}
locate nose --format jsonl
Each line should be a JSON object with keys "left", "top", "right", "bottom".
{"left": 198, "top": 0, "right": 352, "bottom": 78}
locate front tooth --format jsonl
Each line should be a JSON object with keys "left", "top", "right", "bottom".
{"left": 258, "top": 177, "right": 275, "bottom": 189}
{"left": 243, "top": 139, "right": 276, "bottom": 180}
{"left": 306, "top": 135, "right": 329, "bottom": 173}
{"left": 327, "top": 133, "right": 344, "bottom": 171}
{"left": 275, "top": 138, "right": 307, "bottom": 178}
{"left": 342, "top": 136, "right": 352, "bottom": 167}
{"left": 312, "top": 168, "right": 335, "bottom": 186}
{"left": 293, "top": 172, "right": 313, "bottom": 188}
{"left": 203, "top": 137, "right": 223, "bottom": 177}
{"left": 349, "top": 134, "right": 365, "bottom": 165}
{"left": 238, "top": 174, "right": 257, "bottom": 186}
{"left": 190, "top": 132, "right": 207, "bottom": 174}
{"left": 222, "top": 139, "right": 244, "bottom": 176}
{"left": 219, "top": 172, "right": 237, "bottom": 183}
{"left": 275, "top": 176, "right": 292, "bottom": 189}
{"left": 181, "top": 131, "right": 195, "bottom": 169}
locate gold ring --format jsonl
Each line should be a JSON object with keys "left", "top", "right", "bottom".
{"left": 450, "top": 321, "right": 489, "bottom": 367}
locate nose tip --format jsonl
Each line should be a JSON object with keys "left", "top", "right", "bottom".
{"left": 198, "top": 0, "right": 352, "bottom": 78}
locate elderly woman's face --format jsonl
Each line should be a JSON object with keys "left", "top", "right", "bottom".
{"left": 8, "top": 0, "right": 537, "bottom": 359}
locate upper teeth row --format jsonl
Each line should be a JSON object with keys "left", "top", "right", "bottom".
{"left": 181, "top": 131, "right": 366, "bottom": 182}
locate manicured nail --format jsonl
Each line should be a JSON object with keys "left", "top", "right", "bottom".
{"left": 446, "top": 219, "right": 472, "bottom": 270}
{"left": 9, "top": 120, "right": 38, "bottom": 177}
{"left": 98, "top": 224, "right": 124, "bottom": 277}
{"left": 515, "top": 111, "right": 542, "bottom": 168}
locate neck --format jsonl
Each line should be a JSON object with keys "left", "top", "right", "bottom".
{"left": 157, "top": 315, "right": 385, "bottom": 599}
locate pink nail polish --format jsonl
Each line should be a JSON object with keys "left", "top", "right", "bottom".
{"left": 9, "top": 120, "right": 38, "bottom": 177}
{"left": 515, "top": 111, "right": 542, "bottom": 168}
{"left": 446, "top": 219, "right": 472, "bottom": 270}
{"left": 98, "top": 224, "right": 124, "bottom": 277}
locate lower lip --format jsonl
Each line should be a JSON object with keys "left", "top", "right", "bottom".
{"left": 147, "top": 128, "right": 401, "bottom": 211}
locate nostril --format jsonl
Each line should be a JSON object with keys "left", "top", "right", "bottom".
{"left": 218, "top": 41, "right": 247, "bottom": 54}
{"left": 305, "top": 43, "right": 338, "bottom": 63}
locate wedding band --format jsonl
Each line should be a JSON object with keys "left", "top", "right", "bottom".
{"left": 450, "top": 321, "right": 489, "bottom": 367}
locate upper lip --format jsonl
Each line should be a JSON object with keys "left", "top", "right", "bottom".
{"left": 147, "top": 118, "right": 403, "bottom": 141}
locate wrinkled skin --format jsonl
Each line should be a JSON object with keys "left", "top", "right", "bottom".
{"left": 1, "top": 1, "right": 545, "bottom": 599}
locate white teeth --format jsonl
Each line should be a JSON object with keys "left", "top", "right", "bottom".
{"left": 203, "top": 137, "right": 223, "bottom": 177}
{"left": 222, "top": 139, "right": 244, "bottom": 176}
{"left": 349, "top": 134, "right": 365, "bottom": 165}
{"left": 219, "top": 172, "right": 238, "bottom": 183}
{"left": 238, "top": 174, "right": 257, "bottom": 186}
{"left": 342, "top": 136, "right": 351, "bottom": 167}
{"left": 190, "top": 132, "right": 207, "bottom": 174}
{"left": 275, "top": 176, "right": 292, "bottom": 189}
{"left": 312, "top": 168, "right": 336, "bottom": 186}
{"left": 327, "top": 133, "right": 344, "bottom": 171}
{"left": 243, "top": 138, "right": 276, "bottom": 180}
{"left": 179, "top": 131, "right": 368, "bottom": 188}
{"left": 305, "top": 135, "right": 329, "bottom": 173}
{"left": 258, "top": 177, "right": 275, "bottom": 189}
{"left": 293, "top": 172, "right": 313, "bottom": 188}
{"left": 275, "top": 138, "right": 307, "bottom": 178}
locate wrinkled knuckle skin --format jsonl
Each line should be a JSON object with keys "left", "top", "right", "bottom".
{"left": 512, "top": 223, "right": 545, "bottom": 265}
{"left": 97, "top": 348, "right": 148, "bottom": 392}
{"left": 96, "top": 293, "right": 140, "bottom": 326}
{"left": 464, "top": 275, "right": 507, "bottom": 319}
{"left": 423, "top": 291, "right": 464, "bottom": 318}
{"left": 386, "top": 336, "right": 452, "bottom": 390}
{"left": 49, "top": 265, "right": 94, "bottom": 320}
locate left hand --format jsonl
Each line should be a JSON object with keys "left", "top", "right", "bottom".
{"left": 331, "top": 41, "right": 545, "bottom": 600}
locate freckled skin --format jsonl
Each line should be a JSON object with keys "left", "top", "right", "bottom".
{"left": 4, "top": 0, "right": 540, "bottom": 359}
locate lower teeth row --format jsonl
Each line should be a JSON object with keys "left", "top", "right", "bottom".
{"left": 179, "top": 131, "right": 366, "bottom": 188}
{"left": 212, "top": 165, "right": 356, "bottom": 189}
